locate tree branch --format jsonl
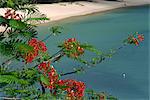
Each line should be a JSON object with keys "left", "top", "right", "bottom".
{"left": 60, "top": 44, "right": 127, "bottom": 76}
{"left": 41, "top": 34, "right": 53, "bottom": 42}
{"left": 40, "top": 82, "right": 45, "bottom": 94}
{"left": 2, "top": 26, "right": 9, "bottom": 34}
{"left": 1, "top": 56, "right": 16, "bottom": 66}
{"left": 0, "top": 97, "right": 21, "bottom": 100}
{"left": 60, "top": 68, "right": 84, "bottom": 76}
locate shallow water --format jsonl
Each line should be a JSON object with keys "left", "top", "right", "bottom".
{"left": 37, "top": 5, "right": 149, "bottom": 100}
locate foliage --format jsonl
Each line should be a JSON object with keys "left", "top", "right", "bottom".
{"left": 0, "top": 75, "right": 29, "bottom": 85}
{"left": 0, "top": 0, "right": 37, "bottom": 12}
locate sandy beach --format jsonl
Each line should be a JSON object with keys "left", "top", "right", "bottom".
{"left": 0, "top": 0, "right": 149, "bottom": 31}
{"left": 36, "top": 0, "right": 150, "bottom": 22}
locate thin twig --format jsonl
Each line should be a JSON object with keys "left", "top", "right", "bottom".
{"left": 2, "top": 26, "right": 9, "bottom": 34}
{"left": 33, "top": 48, "right": 64, "bottom": 68}
{"left": 0, "top": 97, "right": 21, "bottom": 100}
{"left": 60, "top": 44, "right": 127, "bottom": 76}
{"left": 41, "top": 34, "right": 53, "bottom": 42}
{"left": 1, "top": 56, "right": 16, "bottom": 66}
{"left": 40, "top": 82, "right": 45, "bottom": 94}
{"left": 60, "top": 67, "right": 84, "bottom": 76}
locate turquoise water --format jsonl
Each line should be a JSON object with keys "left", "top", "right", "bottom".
{"left": 37, "top": 5, "right": 149, "bottom": 100}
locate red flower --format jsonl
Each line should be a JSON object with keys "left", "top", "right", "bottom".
{"left": 4, "top": 9, "right": 12, "bottom": 19}
{"left": 126, "top": 33, "right": 144, "bottom": 46}
{"left": 38, "top": 64, "right": 86, "bottom": 98}
{"left": 39, "top": 41, "right": 47, "bottom": 52}
{"left": 70, "top": 53, "right": 79, "bottom": 58}
{"left": 24, "top": 38, "right": 47, "bottom": 63}
{"left": 47, "top": 66, "right": 59, "bottom": 89}
{"left": 28, "top": 38, "right": 37, "bottom": 44}
{"left": 132, "top": 37, "right": 139, "bottom": 46}
{"left": 77, "top": 46, "right": 84, "bottom": 53}
{"left": 24, "top": 52, "right": 35, "bottom": 63}
{"left": 38, "top": 61, "right": 50, "bottom": 72}
{"left": 62, "top": 38, "right": 85, "bottom": 58}
{"left": 57, "top": 79, "right": 86, "bottom": 98}
{"left": 57, "top": 80, "right": 65, "bottom": 86}
{"left": 100, "top": 95, "right": 105, "bottom": 100}
{"left": 69, "top": 46, "right": 84, "bottom": 58}
{"left": 4, "top": 9, "right": 22, "bottom": 20}
{"left": 67, "top": 38, "right": 76, "bottom": 42}
{"left": 137, "top": 34, "right": 144, "bottom": 42}
{"left": 39, "top": 64, "right": 59, "bottom": 89}
{"left": 28, "top": 38, "right": 39, "bottom": 52}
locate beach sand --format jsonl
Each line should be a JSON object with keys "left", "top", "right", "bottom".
{"left": 36, "top": 0, "right": 149, "bottom": 22}
{"left": 0, "top": 0, "right": 149, "bottom": 31}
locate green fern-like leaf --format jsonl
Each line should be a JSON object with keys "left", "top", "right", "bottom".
{"left": 0, "top": 33, "right": 5, "bottom": 41}
{"left": 0, "top": 16, "right": 8, "bottom": 24}
{"left": 26, "top": 17, "right": 49, "bottom": 21}
{"left": 19, "top": 4, "right": 39, "bottom": 14}
{"left": 0, "top": 42, "right": 15, "bottom": 56}
{"left": 81, "top": 43, "right": 103, "bottom": 55}
{"left": 9, "top": 19, "right": 27, "bottom": 30}
{"left": 15, "top": 42, "right": 33, "bottom": 54}
{"left": 6, "top": 0, "right": 15, "bottom": 8}
{"left": 0, "top": 75, "right": 29, "bottom": 85}
{"left": 0, "top": 0, "right": 36, "bottom": 12}
{"left": 50, "top": 26, "right": 63, "bottom": 36}
{"left": 19, "top": 27, "right": 38, "bottom": 39}
{"left": 21, "top": 68, "right": 38, "bottom": 79}
{"left": 40, "top": 74, "right": 50, "bottom": 86}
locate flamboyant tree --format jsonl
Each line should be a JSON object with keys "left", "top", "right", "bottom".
{"left": 0, "top": 0, "right": 144, "bottom": 99}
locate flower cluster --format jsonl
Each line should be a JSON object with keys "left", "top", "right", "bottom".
{"left": 47, "top": 66, "right": 59, "bottom": 89}
{"left": 26, "top": 38, "right": 86, "bottom": 98}
{"left": 38, "top": 61, "right": 86, "bottom": 98}
{"left": 38, "top": 61, "right": 50, "bottom": 73}
{"left": 58, "top": 79, "right": 85, "bottom": 99}
{"left": 38, "top": 61, "right": 59, "bottom": 89}
{"left": 4, "top": 9, "right": 22, "bottom": 20}
{"left": 126, "top": 32, "right": 144, "bottom": 46}
{"left": 61, "top": 38, "right": 84, "bottom": 58}
{"left": 24, "top": 38, "right": 47, "bottom": 63}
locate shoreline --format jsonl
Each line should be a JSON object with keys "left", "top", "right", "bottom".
{"left": 39, "top": 4, "right": 149, "bottom": 26}
{"left": 36, "top": 0, "right": 149, "bottom": 24}
{"left": 0, "top": 0, "right": 149, "bottom": 30}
